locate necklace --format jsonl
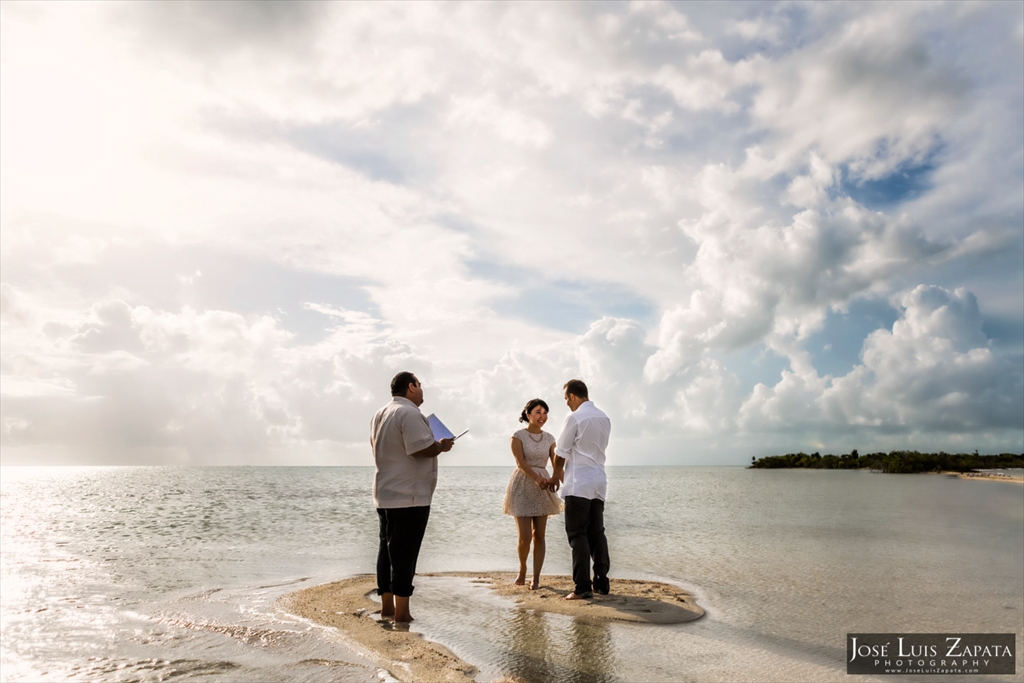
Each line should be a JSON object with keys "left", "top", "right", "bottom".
{"left": 526, "top": 430, "right": 544, "bottom": 442}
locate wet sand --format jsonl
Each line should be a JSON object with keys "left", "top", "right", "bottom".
{"left": 460, "top": 572, "right": 704, "bottom": 624}
{"left": 280, "top": 572, "right": 703, "bottom": 682}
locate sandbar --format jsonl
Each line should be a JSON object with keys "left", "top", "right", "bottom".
{"left": 280, "top": 572, "right": 703, "bottom": 682}
{"left": 448, "top": 572, "right": 704, "bottom": 624}
{"left": 944, "top": 471, "right": 1024, "bottom": 483}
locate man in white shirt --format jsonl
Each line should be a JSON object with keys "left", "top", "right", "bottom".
{"left": 550, "top": 379, "right": 611, "bottom": 600}
{"left": 371, "top": 371, "right": 454, "bottom": 622}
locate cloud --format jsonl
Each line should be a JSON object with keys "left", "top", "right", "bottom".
{"left": 0, "top": 294, "right": 434, "bottom": 463}
{"left": 751, "top": 4, "right": 969, "bottom": 178}
{"left": 119, "top": 0, "right": 323, "bottom": 57}
{"left": 728, "top": 17, "right": 783, "bottom": 45}
{"left": 448, "top": 94, "right": 553, "bottom": 149}
{"left": 1, "top": 2, "right": 1021, "bottom": 464}
{"left": 741, "top": 285, "right": 1024, "bottom": 441}
{"left": 644, "top": 160, "right": 949, "bottom": 380}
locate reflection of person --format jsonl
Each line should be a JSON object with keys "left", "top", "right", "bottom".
{"left": 370, "top": 371, "right": 454, "bottom": 622}
{"left": 550, "top": 379, "right": 611, "bottom": 600}
{"left": 502, "top": 399, "right": 563, "bottom": 589}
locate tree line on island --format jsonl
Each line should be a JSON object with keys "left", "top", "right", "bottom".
{"left": 749, "top": 450, "right": 1024, "bottom": 473}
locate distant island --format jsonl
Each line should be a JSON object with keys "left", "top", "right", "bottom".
{"left": 749, "top": 450, "right": 1024, "bottom": 473}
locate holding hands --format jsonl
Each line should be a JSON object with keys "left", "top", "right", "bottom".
{"left": 534, "top": 475, "right": 559, "bottom": 492}
{"left": 535, "top": 474, "right": 560, "bottom": 492}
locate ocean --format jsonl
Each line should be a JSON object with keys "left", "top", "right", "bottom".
{"left": 1, "top": 466, "right": 1021, "bottom": 682}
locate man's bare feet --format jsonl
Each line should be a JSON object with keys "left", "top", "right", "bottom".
{"left": 394, "top": 595, "right": 414, "bottom": 623}
{"left": 564, "top": 591, "right": 593, "bottom": 600}
{"left": 380, "top": 592, "right": 395, "bottom": 619}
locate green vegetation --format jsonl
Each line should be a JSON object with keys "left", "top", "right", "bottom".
{"left": 748, "top": 450, "right": 1024, "bottom": 473}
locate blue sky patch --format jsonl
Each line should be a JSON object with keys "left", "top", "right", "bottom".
{"left": 469, "top": 259, "right": 656, "bottom": 333}
{"left": 715, "top": 343, "right": 791, "bottom": 394}
{"left": 839, "top": 150, "right": 941, "bottom": 209}
{"left": 982, "top": 313, "right": 1024, "bottom": 350}
{"left": 805, "top": 298, "right": 901, "bottom": 378}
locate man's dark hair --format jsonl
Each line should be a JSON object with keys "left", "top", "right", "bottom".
{"left": 563, "top": 379, "right": 588, "bottom": 400}
{"left": 391, "top": 371, "right": 418, "bottom": 397}
{"left": 519, "top": 398, "right": 550, "bottom": 423}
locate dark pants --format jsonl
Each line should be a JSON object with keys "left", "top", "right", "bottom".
{"left": 376, "top": 505, "right": 430, "bottom": 598}
{"left": 564, "top": 496, "right": 610, "bottom": 595}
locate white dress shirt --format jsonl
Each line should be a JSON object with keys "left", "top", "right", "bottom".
{"left": 555, "top": 400, "right": 611, "bottom": 501}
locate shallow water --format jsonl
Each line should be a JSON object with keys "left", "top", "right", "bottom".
{"left": 2, "top": 467, "right": 1022, "bottom": 681}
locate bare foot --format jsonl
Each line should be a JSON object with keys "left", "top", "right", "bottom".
{"left": 394, "top": 596, "right": 413, "bottom": 623}
{"left": 514, "top": 576, "right": 526, "bottom": 586}
{"left": 530, "top": 580, "right": 540, "bottom": 590}
{"left": 564, "top": 591, "right": 592, "bottom": 600}
{"left": 380, "top": 592, "right": 395, "bottom": 619}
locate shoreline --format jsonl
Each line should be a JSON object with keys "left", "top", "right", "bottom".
{"left": 744, "top": 467, "right": 1024, "bottom": 482}
{"left": 279, "top": 572, "right": 704, "bottom": 683}
{"left": 942, "top": 471, "right": 1024, "bottom": 483}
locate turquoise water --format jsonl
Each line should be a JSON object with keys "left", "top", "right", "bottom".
{"left": 1, "top": 467, "right": 1021, "bottom": 681}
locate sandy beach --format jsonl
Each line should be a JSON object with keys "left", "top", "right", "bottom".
{"left": 946, "top": 471, "right": 1024, "bottom": 483}
{"left": 280, "top": 572, "right": 703, "bottom": 682}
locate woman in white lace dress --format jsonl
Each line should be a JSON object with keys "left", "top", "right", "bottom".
{"left": 502, "top": 398, "right": 563, "bottom": 589}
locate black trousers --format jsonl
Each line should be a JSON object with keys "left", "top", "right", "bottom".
{"left": 563, "top": 496, "right": 610, "bottom": 595}
{"left": 376, "top": 505, "right": 430, "bottom": 598}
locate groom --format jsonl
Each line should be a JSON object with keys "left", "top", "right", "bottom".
{"left": 550, "top": 379, "right": 611, "bottom": 600}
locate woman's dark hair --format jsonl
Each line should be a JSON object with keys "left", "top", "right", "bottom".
{"left": 391, "top": 371, "right": 418, "bottom": 397}
{"left": 519, "top": 398, "right": 549, "bottom": 423}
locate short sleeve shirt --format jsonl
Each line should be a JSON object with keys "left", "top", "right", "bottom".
{"left": 555, "top": 401, "right": 611, "bottom": 501}
{"left": 371, "top": 397, "right": 438, "bottom": 508}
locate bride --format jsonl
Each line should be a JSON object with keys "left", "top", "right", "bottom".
{"left": 502, "top": 398, "right": 563, "bottom": 589}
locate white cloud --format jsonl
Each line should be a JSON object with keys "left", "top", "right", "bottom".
{"left": 644, "top": 155, "right": 950, "bottom": 380}
{"left": 1, "top": 2, "right": 1021, "bottom": 464}
{"left": 448, "top": 94, "right": 553, "bottom": 149}
{"left": 751, "top": 4, "right": 968, "bottom": 178}
{"left": 0, "top": 295, "right": 433, "bottom": 463}
{"left": 729, "top": 17, "right": 783, "bottom": 45}
{"left": 651, "top": 49, "right": 758, "bottom": 113}
{"left": 741, "top": 285, "right": 1023, "bottom": 440}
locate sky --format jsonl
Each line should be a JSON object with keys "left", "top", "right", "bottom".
{"left": 1, "top": 1, "right": 1022, "bottom": 467}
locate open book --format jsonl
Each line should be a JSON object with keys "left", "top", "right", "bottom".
{"left": 426, "top": 414, "right": 468, "bottom": 441}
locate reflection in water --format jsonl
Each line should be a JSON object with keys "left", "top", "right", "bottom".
{"left": 565, "top": 618, "right": 616, "bottom": 683}
{"left": 499, "top": 610, "right": 555, "bottom": 682}
{"left": 498, "top": 609, "right": 616, "bottom": 683}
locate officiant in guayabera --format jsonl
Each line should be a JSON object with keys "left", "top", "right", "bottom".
{"left": 369, "top": 371, "right": 455, "bottom": 623}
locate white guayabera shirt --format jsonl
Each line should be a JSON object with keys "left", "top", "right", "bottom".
{"left": 555, "top": 401, "right": 611, "bottom": 501}
{"left": 370, "top": 396, "right": 438, "bottom": 509}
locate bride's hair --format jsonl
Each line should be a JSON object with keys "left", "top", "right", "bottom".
{"left": 519, "top": 398, "right": 550, "bottom": 423}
